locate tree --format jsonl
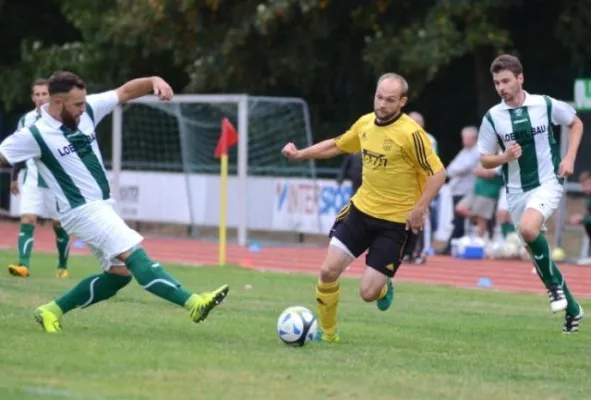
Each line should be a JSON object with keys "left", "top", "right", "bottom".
{"left": 0, "top": 0, "right": 81, "bottom": 110}
{"left": 5, "top": 0, "right": 580, "bottom": 165}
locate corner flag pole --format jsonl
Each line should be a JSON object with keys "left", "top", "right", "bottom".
{"left": 214, "top": 118, "right": 239, "bottom": 266}
{"left": 219, "top": 143, "right": 228, "bottom": 266}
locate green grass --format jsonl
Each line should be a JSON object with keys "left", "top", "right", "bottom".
{"left": 0, "top": 250, "right": 590, "bottom": 400}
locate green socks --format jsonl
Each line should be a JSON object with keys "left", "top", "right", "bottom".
{"left": 48, "top": 248, "right": 193, "bottom": 317}
{"left": 17, "top": 223, "right": 35, "bottom": 267}
{"left": 124, "top": 248, "right": 193, "bottom": 307}
{"left": 53, "top": 225, "right": 70, "bottom": 269}
{"left": 526, "top": 234, "right": 559, "bottom": 286}
{"left": 54, "top": 273, "right": 132, "bottom": 314}
{"left": 526, "top": 233, "right": 580, "bottom": 315}
{"left": 17, "top": 223, "right": 70, "bottom": 269}
{"left": 501, "top": 222, "right": 516, "bottom": 237}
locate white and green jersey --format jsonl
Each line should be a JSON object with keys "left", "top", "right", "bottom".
{"left": 477, "top": 91, "right": 575, "bottom": 194}
{"left": 17, "top": 109, "right": 46, "bottom": 188}
{"left": 0, "top": 90, "right": 119, "bottom": 214}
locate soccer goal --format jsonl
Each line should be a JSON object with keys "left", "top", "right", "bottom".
{"left": 109, "top": 94, "right": 318, "bottom": 246}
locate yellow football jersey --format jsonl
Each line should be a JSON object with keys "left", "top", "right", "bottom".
{"left": 335, "top": 112, "right": 444, "bottom": 223}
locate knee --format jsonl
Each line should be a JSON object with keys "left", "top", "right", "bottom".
{"left": 320, "top": 264, "right": 342, "bottom": 283}
{"left": 104, "top": 271, "right": 133, "bottom": 292}
{"left": 497, "top": 210, "right": 509, "bottom": 223}
{"left": 319, "top": 244, "right": 352, "bottom": 282}
{"left": 359, "top": 287, "right": 376, "bottom": 302}
{"left": 455, "top": 205, "right": 468, "bottom": 217}
{"left": 108, "top": 265, "right": 133, "bottom": 277}
{"left": 21, "top": 214, "right": 36, "bottom": 225}
{"left": 52, "top": 220, "right": 62, "bottom": 230}
{"left": 519, "top": 223, "right": 540, "bottom": 242}
{"left": 358, "top": 282, "right": 382, "bottom": 302}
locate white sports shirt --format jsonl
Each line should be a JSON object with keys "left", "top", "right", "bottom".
{"left": 16, "top": 109, "right": 46, "bottom": 188}
{"left": 0, "top": 90, "right": 119, "bottom": 213}
{"left": 478, "top": 92, "right": 575, "bottom": 194}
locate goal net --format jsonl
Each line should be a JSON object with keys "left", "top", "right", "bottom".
{"left": 109, "top": 95, "right": 318, "bottom": 245}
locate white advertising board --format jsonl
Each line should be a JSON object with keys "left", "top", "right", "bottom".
{"left": 9, "top": 171, "right": 454, "bottom": 240}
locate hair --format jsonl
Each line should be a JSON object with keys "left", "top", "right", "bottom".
{"left": 579, "top": 171, "right": 591, "bottom": 183}
{"left": 490, "top": 54, "right": 523, "bottom": 76}
{"left": 31, "top": 78, "right": 48, "bottom": 92}
{"left": 377, "top": 73, "right": 409, "bottom": 96}
{"left": 48, "top": 71, "right": 86, "bottom": 95}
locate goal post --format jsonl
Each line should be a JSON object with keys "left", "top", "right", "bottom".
{"left": 110, "top": 94, "right": 317, "bottom": 248}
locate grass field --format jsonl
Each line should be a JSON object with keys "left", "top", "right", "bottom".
{"left": 0, "top": 250, "right": 590, "bottom": 400}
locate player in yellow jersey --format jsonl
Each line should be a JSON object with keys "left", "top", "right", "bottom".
{"left": 281, "top": 73, "right": 447, "bottom": 342}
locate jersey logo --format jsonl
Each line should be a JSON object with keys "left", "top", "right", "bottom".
{"left": 502, "top": 125, "right": 547, "bottom": 142}
{"left": 58, "top": 131, "right": 97, "bottom": 158}
{"left": 382, "top": 138, "right": 393, "bottom": 152}
{"left": 361, "top": 132, "right": 367, "bottom": 141}
{"left": 362, "top": 149, "right": 388, "bottom": 170}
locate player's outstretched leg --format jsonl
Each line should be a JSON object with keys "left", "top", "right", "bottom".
{"left": 34, "top": 269, "right": 132, "bottom": 333}
{"left": 122, "top": 247, "right": 229, "bottom": 323}
{"left": 53, "top": 221, "right": 70, "bottom": 278}
{"left": 8, "top": 217, "right": 36, "bottom": 277}
{"left": 520, "top": 211, "right": 583, "bottom": 332}
{"left": 314, "top": 241, "right": 354, "bottom": 343}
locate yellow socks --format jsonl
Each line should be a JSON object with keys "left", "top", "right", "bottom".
{"left": 378, "top": 283, "right": 388, "bottom": 300}
{"left": 316, "top": 280, "right": 340, "bottom": 336}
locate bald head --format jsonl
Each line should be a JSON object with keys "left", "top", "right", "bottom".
{"left": 374, "top": 73, "right": 409, "bottom": 123}
{"left": 408, "top": 111, "right": 424, "bottom": 128}
{"left": 377, "top": 73, "right": 409, "bottom": 97}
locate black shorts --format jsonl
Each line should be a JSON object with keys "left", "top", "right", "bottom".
{"left": 329, "top": 202, "right": 417, "bottom": 278}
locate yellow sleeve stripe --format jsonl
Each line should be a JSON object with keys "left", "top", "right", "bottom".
{"left": 412, "top": 131, "right": 434, "bottom": 175}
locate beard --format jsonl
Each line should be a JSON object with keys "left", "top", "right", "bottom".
{"left": 375, "top": 109, "right": 400, "bottom": 123}
{"left": 61, "top": 109, "right": 79, "bottom": 130}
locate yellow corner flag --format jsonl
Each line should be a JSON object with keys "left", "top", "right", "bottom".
{"left": 213, "top": 118, "right": 238, "bottom": 266}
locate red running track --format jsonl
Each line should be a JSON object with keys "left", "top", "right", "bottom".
{"left": 1, "top": 221, "right": 591, "bottom": 297}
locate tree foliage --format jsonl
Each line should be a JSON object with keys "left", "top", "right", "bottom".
{"left": 1, "top": 1, "right": 514, "bottom": 103}
{"left": 0, "top": 0, "right": 588, "bottom": 152}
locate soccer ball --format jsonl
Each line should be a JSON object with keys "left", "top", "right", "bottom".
{"left": 485, "top": 240, "right": 505, "bottom": 259}
{"left": 551, "top": 247, "right": 566, "bottom": 262}
{"left": 502, "top": 240, "right": 520, "bottom": 259}
{"left": 277, "top": 306, "right": 318, "bottom": 346}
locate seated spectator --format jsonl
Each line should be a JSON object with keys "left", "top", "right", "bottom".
{"left": 455, "top": 165, "right": 504, "bottom": 239}
{"left": 569, "top": 171, "right": 591, "bottom": 242}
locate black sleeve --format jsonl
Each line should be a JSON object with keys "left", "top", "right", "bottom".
{"left": 10, "top": 161, "right": 26, "bottom": 182}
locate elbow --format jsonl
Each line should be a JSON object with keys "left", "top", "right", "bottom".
{"left": 480, "top": 157, "right": 494, "bottom": 169}
{"left": 430, "top": 167, "right": 447, "bottom": 187}
{"left": 571, "top": 116, "right": 583, "bottom": 130}
{"left": 439, "top": 168, "right": 447, "bottom": 185}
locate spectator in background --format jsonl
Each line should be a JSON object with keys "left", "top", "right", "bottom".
{"left": 405, "top": 111, "right": 438, "bottom": 264}
{"left": 336, "top": 152, "right": 362, "bottom": 196}
{"left": 408, "top": 112, "right": 438, "bottom": 154}
{"left": 455, "top": 164, "right": 504, "bottom": 239}
{"left": 570, "top": 171, "right": 591, "bottom": 248}
{"left": 496, "top": 179, "right": 516, "bottom": 240}
{"left": 438, "top": 125, "right": 481, "bottom": 255}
